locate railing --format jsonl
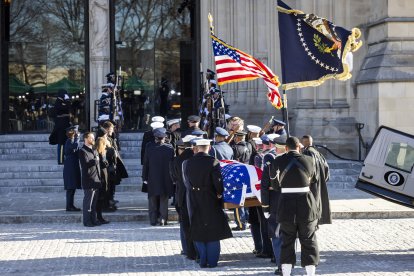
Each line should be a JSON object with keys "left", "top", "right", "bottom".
{"left": 314, "top": 144, "right": 363, "bottom": 163}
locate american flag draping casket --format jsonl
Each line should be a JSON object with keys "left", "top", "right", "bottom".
{"left": 220, "top": 160, "right": 262, "bottom": 207}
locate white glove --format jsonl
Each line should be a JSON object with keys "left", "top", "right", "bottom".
{"left": 264, "top": 212, "right": 270, "bottom": 219}
{"left": 275, "top": 223, "right": 281, "bottom": 238}
{"left": 143, "top": 181, "right": 147, "bottom": 184}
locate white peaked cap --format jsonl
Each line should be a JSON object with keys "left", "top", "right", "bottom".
{"left": 252, "top": 137, "right": 263, "bottom": 145}
{"left": 167, "top": 118, "right": 181, "bottom": 126}
{"left": 182, "top": 135, "right": 196, "bottom": 143}
{"left": 225, "top": 114, "right": 232, "bottom": 120}
{"left": 195, "top": 139, "right": 212, "bottom": 146}
{"left": 150, "top": 122, "right": 164, "bottom": 129}
{"left": 151, "top": 116, "right": 165, "bottom": 123}
{"left": 267, "top": 133, "right": 280, "bottom": 141}
{"left": 247, "top": 125, "right": 261, "bottom": 133}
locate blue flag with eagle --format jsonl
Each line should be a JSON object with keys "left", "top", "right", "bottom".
{"left": 277, "top": 0, "right": 362, "bottom": 90}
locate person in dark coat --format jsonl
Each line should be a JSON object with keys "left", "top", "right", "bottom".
{"left": 183, "top": 139, "right": 233, "bottom": 268}
{"left": 140, "top": 116, "right": 165, "bottom": 165}
{"left": 53, "top": 89, "right": 71, "bottom": 164}
{"left": 63, "top": 125, "right": 81, "bottom": 212}
{"left": 166, "top": 118, "right": 182, "bottom": 151}
{"left": 170, "top": 138, "right": 196, "bottom": 259}
{"left": 267, "top": 119, "right": 287, "bottom": 136}
{"left": 142, "top": 128, "right": 175, "bottom": 226}
{"left": 159, "top": 78, "right": 169, "bottom": 117}
{"left": 79, "top": 132, "right": 102, "bottom": 227}
{"left": 301, "top": 135, "right": 331, "bottom": 225}
{"left": 95, "top": 137, "right": 110, "bottom": 224}
{"left": 270, "top": 136, "right": 319, "bottom": 276}
{"left": 209, "top": 127, "right": 233, "bottom": 160}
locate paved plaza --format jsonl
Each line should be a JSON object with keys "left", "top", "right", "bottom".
{"left": 0, "top": 219, "right": 413, "bottom": 276}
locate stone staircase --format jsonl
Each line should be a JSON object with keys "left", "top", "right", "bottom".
{"left": 0, "top": 133, "right": 143, "bottom": 194}
{"left": 0, "top": 133, "right": 362, "bottom": 194}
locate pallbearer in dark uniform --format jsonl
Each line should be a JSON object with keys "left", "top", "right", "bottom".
{"left": 170, "top": 137, "right": 196, "bottom": 259}
{"left": 140, "top": 116, "right": 164, "bottom": 165}
{"left": 262, "top": 134, "right": 287, "bottom": 275}
{"left": 142, "top": 128, "right": 175, "bottom": 226}
{"left": 270, "top": 136, "right": 319, "bottom": 276}
{"left": 183, "top": 139, "right": 233, "bottom": 268}
{"left": 181, "top": 115, "right": 202, "bottom": 138}
{"left": 301, "top": 135, "right": 332, "bottom": 225}
{"left": 231, "top": 130, "right": 251, "bottom": 231}
{"left": 79, "top": 132, "right": 102, "bottom": 227}
{"left": 209, "top": 127, "right": 233, "bottom": 160}
{"left": 246, "top": 125, "right": 262, "bottom": 165}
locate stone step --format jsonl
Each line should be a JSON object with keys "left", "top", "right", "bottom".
{"left": 0, "top": 133, "right": 144, "bottom": 142}
{"left": 0, "top": 177, "right": 142, "bottom": 187}
{"left": 0, "top": 169, "right": 142, "bottom": 179}
{"left": 327, "top": 161, "right": 363, "bottom": 170}
{"left": 0, "top": 184, "right": 141, "bottom": 194}
{"left": 329, "top": 175, "right": 359, "bottom": 183}
{"left": 327, "top": 182, "right": 356, "bottom": 189}
{"left": 329, "top": 168, "right": 362, "bottom": 175}
{"left": 0, "top": 152, "right": 140, "bottom": 160}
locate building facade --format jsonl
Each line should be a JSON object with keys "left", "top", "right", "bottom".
{"left": 1, "top": 0, "right": 413, "bottom": 158}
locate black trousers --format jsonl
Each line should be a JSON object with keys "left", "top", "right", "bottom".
{"left": 148, "top": 195, "right": 169, "bottom": 224}
{"left": 66, "top": 189, "right": 76, "bottom": 209}
{"left": 280, "top": 219, "right": 319, "bottom": 267}
{"left": 83, "top": 189, "right": 99, "bottom": 225}
{"left": 179, "top": 202, "right": 197, "bottom": 259}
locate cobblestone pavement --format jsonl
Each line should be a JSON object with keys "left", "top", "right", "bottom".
{"left": 0, "top": 219, "right": 413, "bottom": 276}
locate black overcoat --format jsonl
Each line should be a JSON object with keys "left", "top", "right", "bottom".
{"left": 142, "top": 142, "right": 175, "bottom": 197}
{"left": 170, "top": 148, "right": 194, "bottom": 208}
{"left": 79, "top": 145, "right": 102, "bottom": 189}
{"left": 183, "top": 152, "right": 233, "bottom": 242}
{"left": 63, "top": 137, "right": 81, "bottom": 190}
{"left": 303, "top": 146, "right": 332, "bottom": 224}
{"left": 141, "top": 130, "right": 154, "bottom": 165}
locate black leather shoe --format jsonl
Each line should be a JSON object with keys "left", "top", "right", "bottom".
{"left": 274, "top": 267, "right": 282, "bottom": 275}
{"left": 66, "top": 206, "right": 81, "bottom": 212}
{"left": 231, "top": 226, "right": 246, "bottom": 231}
{"left": 93, "top": 221, "right": 102, "bottom": 226}
{"left": 102, "top": 206, "right": 117, "bottom": 212}
{"left": 150, "top": 223, "right": 157, "bottom": 226}
{"left": 98, "top": 219, "right": 110, "bottom": 224}
{"left": 255, "top": 252, "right": 272, "bottom": 258}
{"left": 270, "top": 256, "right": 276, "bottom": 263}
{"left": 83, "top": 223, "right": 95, "bottom": 227}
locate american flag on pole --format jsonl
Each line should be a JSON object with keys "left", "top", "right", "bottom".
{"left": 220, "top": 160, "right": 262, "bottom": 206}
{"left": 211, "top": 34, "right": 283, "bottom": 109}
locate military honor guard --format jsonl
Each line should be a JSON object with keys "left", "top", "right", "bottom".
{"left": 183, "top": 138, "right": 233, "bottom": 268}
{"left": 270, "top": 137, "right": 319, "bottom": 276}
{"left": 209, "top": 127, "right": 234, "bottom": 160}
{"left": 269, "top": 119, "right": 287, "bottom": 136}
{"left": 142, "top": 127, "right": 175, "bottom": 226}
{"left": 181, "top": 115, "right": 203, "bottom": 138}
{"left": 63, "top": 125, "right": 81, "bottom": 212}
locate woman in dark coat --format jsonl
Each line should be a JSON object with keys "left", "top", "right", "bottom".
{"left": 54, "top": 89, "right": 71, "bottom": 164}
{"left": 63, "top": 125, "right": 81, "bottom": 211}
{"left": 96, "top": 137, "right": 110, "bottom": 224}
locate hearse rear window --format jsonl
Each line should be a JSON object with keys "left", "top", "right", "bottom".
{"left": 385, "top": 142, "right": 414, "bottom": 173}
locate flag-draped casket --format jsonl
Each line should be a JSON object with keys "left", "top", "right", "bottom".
{"left": 220, "top": 160, "right": 262, "bottom": 208}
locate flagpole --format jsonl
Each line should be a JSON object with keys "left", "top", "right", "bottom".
{"left": 282, "top": 89, "right": 290, "bottom": 138}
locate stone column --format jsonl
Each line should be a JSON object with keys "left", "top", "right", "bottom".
{"left": 89, "top": 0, "right": 110, "bottom": 129}
{"left": 355, "top": 0, "right": 414, "bottom": 138}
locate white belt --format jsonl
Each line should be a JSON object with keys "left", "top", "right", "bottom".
{"left": 281, "top": 187, "right": 310, "bottom": 193}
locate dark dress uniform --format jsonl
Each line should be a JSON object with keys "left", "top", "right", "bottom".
{"left": 170, "top": 148, "right": 196, "bottom": 259}
{"left": 79, "top": 145, "right": 102, "bottom": 227}
{"left": 181, "top": 126, "right": 204, "bottom": 138}
{"left": 142, "top": 142, "right": 175, "bottom": 225}
{"left": 63, "top": 136, "right": 81, "bottom": 210}
{"left": 209, "top": 141, "right": 234, "bottom": 160}
{"left": 302, "top": 146, "right": 332, "bottom": 225}
{"left": 261, "top": 149, "right": 283, "bottom": 265}
{"left": 183, "top": 152, "right": 233, "bottom": 268}
{"left": 270, "top": 151, "right": 319, "bottom": 268}
{"left": 141, "top": 130, "right": 154, "bottom": 165}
